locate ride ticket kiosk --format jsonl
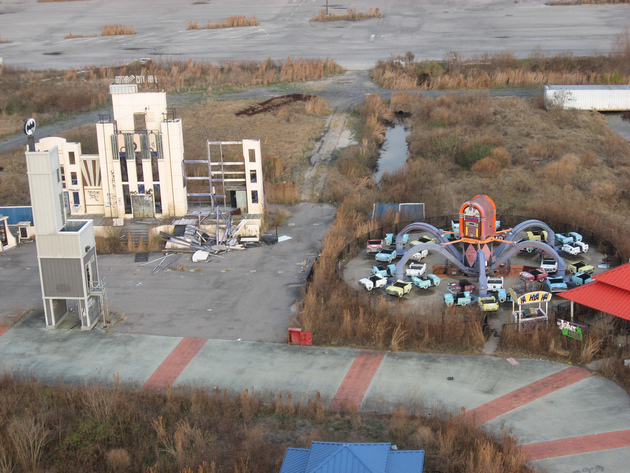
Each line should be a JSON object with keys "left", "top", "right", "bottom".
{"left": 510, "top": 289, "right": 551, "bottom": 329}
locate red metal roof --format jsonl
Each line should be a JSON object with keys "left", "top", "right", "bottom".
{"left": 593, "top": 262, "right": 630, "bottom": 291}
{"left": 559, "top": 263, "right": 630, "bottom": 321}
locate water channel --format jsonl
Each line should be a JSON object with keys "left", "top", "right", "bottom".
{"left": 373, "top": 119, "right": 410, "bottom": 182}
{"left": 374, "top": 113, "right": 630, "bottom": 183}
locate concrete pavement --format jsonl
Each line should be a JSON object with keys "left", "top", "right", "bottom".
{"left": 1, "top": 0, "right": 628, "bottom": 71}
{"left": 1, "top": 311, "right": 629, "bottom": 473}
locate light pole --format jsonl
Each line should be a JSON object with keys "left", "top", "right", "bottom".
{"left": 326, "top": 0, "right": 328, "bottom": 16}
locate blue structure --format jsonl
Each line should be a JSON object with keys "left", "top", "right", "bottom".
{"left": 0, "top": 206, "right": 33, "bottom": 225}
{"left": 279, "top": 441, "right": 424, "bottom": 473}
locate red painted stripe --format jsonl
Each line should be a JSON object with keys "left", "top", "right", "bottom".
{"left": 522, "top": 430, "right": 630, "bottom": 460}
{"left": 0, "top": 327, "right": 10, "bottom": 337}
{"left": 329, "top": 350, "right": 384, "bottom": 411}
{"left": 468, "top": 366, "right": 590, "bottom": 426}
{"left": 141, "top": 337, "right": 207, "bottom": 392}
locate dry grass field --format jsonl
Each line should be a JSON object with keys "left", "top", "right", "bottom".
{"left": 299, "top": 91, "right": 630, "bottom": 360}
{"left": 0, "top": 374, "right": 532, "bottom": 473}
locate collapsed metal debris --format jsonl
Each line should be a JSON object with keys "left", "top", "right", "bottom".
{"left": 235, "top": 94, "right": 315, "bottom": 116}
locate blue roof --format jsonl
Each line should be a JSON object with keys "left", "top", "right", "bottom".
{"left": 0, "top": 207, "right": 33, "bottom": 225}
{"left": 279, "top": 442, "right": 424, "bottom": 473}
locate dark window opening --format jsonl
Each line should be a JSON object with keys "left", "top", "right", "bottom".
{"left": 71, "top": 172, "right": 78, "bottom": 185}
{"left": 154, "top": 184, "right": 162, "bottom": 213}
{"left": 122, "top": 185, "right": 132, "bottom": 214}
{"left": 251, "top": 190, "right": 259, "bottom": 204}
{"left": 151, "top": 153, "right": 160, "bottom": 181}
{"left": 68, "top": 151, "right": 76, "bottom": 165}
{"left": 138, "top": 184, "right": 145, "bottom": 194}
{"left": 250, "top": 170, "right": 257, "bottom": 183}
{"left": 136, "top": 158, "right": 144, "bottom": 182}
{"left": 120, "top": 154, "right": 129, "bottom": 182}
{"left": 248, "top": 149, "right": 256, "bottom": 163}
{"left": 134, "top": 113, "right": 147, "bottom": 132}
{"left": 72, "top": 191, "right": 80, "bottom": 206}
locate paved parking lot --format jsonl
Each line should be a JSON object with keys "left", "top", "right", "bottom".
{"left": 0, "top": 203, "right": 336, "bottom": 342}
{"left": 1, "top": 0, "right": 628, "bottom": 70}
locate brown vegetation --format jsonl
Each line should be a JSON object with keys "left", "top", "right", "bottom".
{"left": 102, "top": 25, "right": 135, "bottom": 36}
{"left": 0, "top": 374, "right": 532, "bottom": 473}
{"left": 301, "top": 90, "right": 630, "bottom": 355}
{"left": 311, "top": 8, "right": 381, "bottom": 22}
{"left": 188, "top": 16, "right": 259, "bottom": 30}
{"left": 372, "top": 32, "right": 630, "bottom": 89}
{"left": 64, "top": 32, "right": 97, "bottom": 39}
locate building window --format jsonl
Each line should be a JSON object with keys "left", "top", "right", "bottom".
{"left": 56, "top": 169, "right": 60, "bottom": 183}
{"left": 250, "top": 170, "right": 257, "bottom": 183}
{"left": 134, "top": 113, "right": 147, "bottom": 132}
{"left": 154, "top": 184, "right": 162, "bottom": 213}
{"left": 251, "top": 190, "right": 259, "bottom": 204}
{"left": 249, "top": 149, "right": 256, "bottom": 163}
{"left": 122, "top": 185, "right": 132, "bottom": 214}
{"left": 136, "top": 157, "right": 144, "bottom": 182}
{"left": 72, "top": 191, "right": 80, "bottom": 206}
{"left": 60, "top": 166, "right": 66, "bottom": 188}
{"left": 71, "top": 172, "right": 78, "bottom": 185}
{"left": 69, "top": 151, "right": 76, "bottom": 165}
{"left": 151, "top": 152, "right": 160, "bottom": 181}
{"left": 138, "top": 184, "right": 145, "bottom": 194}
{"left": 120, "top": 155, "right": 129, "bottom": 182}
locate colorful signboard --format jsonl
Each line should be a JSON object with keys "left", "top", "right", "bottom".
{"left": 557, "top": 319, "right": 585, "bottom": 341}
{"left": 517, "top": 291, "right": 552, "bottom": 305}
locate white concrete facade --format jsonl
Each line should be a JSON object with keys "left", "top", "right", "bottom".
{"left": 36, "top": 84, "right": 188, "bottom": 219}
{"left": 26, "top": 147, "right": 105, "bottom": 330}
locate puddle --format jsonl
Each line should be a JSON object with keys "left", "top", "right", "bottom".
{"left": 373, "top": 120, "right": 410, "bottom": 182}
{"left": 603, "top": 113, "right": 630, "bottom": 141}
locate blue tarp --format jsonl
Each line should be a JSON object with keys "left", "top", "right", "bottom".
{"left": 0, "top": 207, "right": 33, "bottom": 225}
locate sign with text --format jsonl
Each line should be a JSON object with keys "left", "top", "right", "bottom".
{"left": 114, "top": 75, "right": 158, "bottom": 84}
{"left": 517, "top": 291, "right": 552, "bottom": 305}
{"left": 557, "top": 319, "right": 585, "bottom": 341}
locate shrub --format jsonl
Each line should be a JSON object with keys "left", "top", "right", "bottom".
{"left": 471, "top": 156, "right": 501, "bottom": 175}
{"left": 101, "top": 25, "right": 135, "bottom": 36}
{"left": 455, "top": 143, "right": 494, "bottom": 169}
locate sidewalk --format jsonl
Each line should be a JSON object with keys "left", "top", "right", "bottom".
{"left": 1, "top": 311, "right": 629, "bottom": 473}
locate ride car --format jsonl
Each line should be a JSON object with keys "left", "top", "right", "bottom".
{"left": 486, "top": 277, "right": 504, "bottom": 291}
{"left": 372, "top": 264, "right": 396, "bottom": 278}
{"left": 478, "top": 296, "right": 499, "bottom": 312}
{"left": 448, "top": 279, "right": 475, "bottom": 293}
{"left": 555, "top": 233, "right": 574, "bottom": 245}
{"left": 409, "top": 235, "right": 436, "bottom": 246}
{"left": 405, "top": 263, "right": 427, "bottom": 277}
{"left": 571, "top": 272, "right": 595, "bottom": 286}
{"left": 568, "top": 231, "right": 583, "bottom": 242}
{"left": 561, "top": 242, "right": 583, "bottom": 256}
{"left": 444, "top": 291, "right": 472, "bottom": 306}
{"left": 526, "top": 230, "right": 548, "bottom": 242}
{"left": 375, "top": 247, "right": 397, "bottom": 263}
{"left": 409, "top": 248, "right": 429, "bottom": 262}
{"left": 540, "top": 256, "right": 558, "bottom": 273}
{"left": 567, "top": 260, "right": 594, "bottom": 274}
{"left": 544, "top": 276, "right": 568, "bottom": 293}
{"left": 358, "top": 274, "right": 388, "bottom": 291}
{"left": 573, "top": 240, "right": 589, "bottom": 253}
{"left": 385, "top": 279, "right": 413, "bottom": 297}
{"left": 520, "top": 268, "right": 548, "bottom": 282}
{"left": 366, "top": 239, "right": 383, "bottom": 254}
{"left": 516, "top": 238, "right": 536, "bottom": 253}
{"left": 411, "top": 273, "right": 441, "bottom": 289}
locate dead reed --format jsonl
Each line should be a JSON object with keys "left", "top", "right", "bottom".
{"left": 188, "top": 16, "right": 259, "bottom": 30}
{"left": 372, "top": 33, "right": 630, "bottom": 89}
{"left": 64, "top": 32, "right": 97, "bottom": 39}
{"left": 311, "top": 8, "right": 382, "bottom": 22}
{"left": 0, "top": 374, "right": 532, "bottom": 473}
{"left": 101, "top": 25, "right": 135, "bottom": 36}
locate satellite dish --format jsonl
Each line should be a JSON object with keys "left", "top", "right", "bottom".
{"left": 24, "top": 118, "right": 37, "bottom": 136}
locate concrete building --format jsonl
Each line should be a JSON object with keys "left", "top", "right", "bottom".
{"left": 35, "top": 84, "right": 265, "bottom": 233}
{"left": 25, "top": 147, "right": 106, "bottom": 330}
